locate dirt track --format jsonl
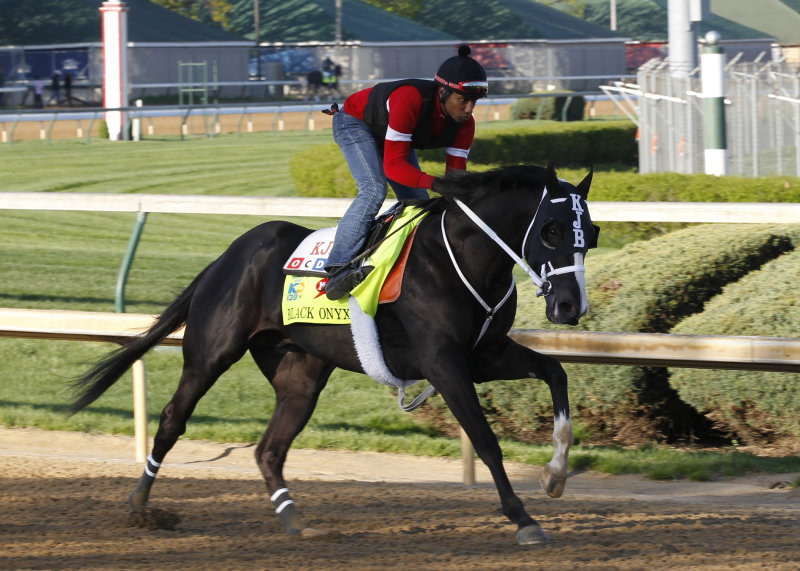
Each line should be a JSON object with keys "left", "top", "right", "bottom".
{"left": 1, "top": 427, "right": 798, "bottom": 570}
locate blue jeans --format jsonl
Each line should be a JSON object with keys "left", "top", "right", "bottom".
{"left": 326, "top": 110, "right": 429, "bottom": 268}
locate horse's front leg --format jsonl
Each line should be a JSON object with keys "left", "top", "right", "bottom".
{"left": 471, "top": 336, "right": 573, "bottom": 499}
{"left": 427, "top": 357, "right": 549, "bottom": 545}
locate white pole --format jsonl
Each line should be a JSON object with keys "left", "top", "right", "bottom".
{"left": 667, "top": 0, "right": 696, "bottom": 77}
{"left": 610, "top": 0, "right": 617, "bottom": 31}
{"left": 335, "top": 0, "right": 342, "bottom": 44}
{"left": 460, "top": 427, "right": 475, "bottom": 485}
{"left": 132, "top": 359, "right": 148, "bottom": 463}
{"left": 132, "top": 99, "right": 142, "bottom": 141}
{"left": 100, "top": 0, "right": 129, "bottom": 141}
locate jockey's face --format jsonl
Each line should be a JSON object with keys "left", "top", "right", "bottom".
{"left": 439, "top": 87, "right": 478, "bottom": 124}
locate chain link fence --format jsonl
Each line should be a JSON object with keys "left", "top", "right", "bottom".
{"left": 610, "top": 57, "right": 800, "bottom": 177}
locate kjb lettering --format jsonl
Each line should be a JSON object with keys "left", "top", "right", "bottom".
{"left": 570, "top": 193, "right": 585, "bottom": 248}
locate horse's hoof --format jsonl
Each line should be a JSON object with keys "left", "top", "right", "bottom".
{"left": 128, "top": 490, "right": 148, "bottom": 512}
{"left": 539, "top": 463, "right": 566, "bottom": 498}
{"left": 129, "top": 476, "right": 155, "bottom": 512}
{"left": 517, "top": 524, "right": 549, "bottom": 545}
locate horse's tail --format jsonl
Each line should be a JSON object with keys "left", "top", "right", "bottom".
{"left": 69, "top": 265, "right": 210, "bottom": 414}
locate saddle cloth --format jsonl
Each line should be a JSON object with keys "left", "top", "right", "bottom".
{"left": 282, "top": 227, "right": 335, "bottom": 277}
{"left": 281, "top": 205, "right": 426, "bottom": 325}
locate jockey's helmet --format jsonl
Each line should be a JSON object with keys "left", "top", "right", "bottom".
{"left": 434, "top": 45, "right": 488, "bottom": 99}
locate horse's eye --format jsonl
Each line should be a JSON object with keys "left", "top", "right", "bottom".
{"left": 540, "top": 220, "right": 562, "bottom": 249}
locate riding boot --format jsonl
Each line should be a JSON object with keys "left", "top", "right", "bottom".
{"left": 324, "top": 265, "right": 372, "bottom": 301}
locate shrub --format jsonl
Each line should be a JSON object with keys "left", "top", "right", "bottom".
{"left": 420, "top": 120, "right": 637, "bottom": 166}
{"left": 512, "top": 94, "right": 586, "bottom": 121}
{"left": 669, "top": 246, "right": 800, "bottom": 442}
{"left": 421, "top": 224, "right": 800, "bottom": 446}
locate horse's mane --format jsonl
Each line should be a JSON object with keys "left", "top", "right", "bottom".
{"left": 430, "top": 165, "right": 549, "bottom": 211}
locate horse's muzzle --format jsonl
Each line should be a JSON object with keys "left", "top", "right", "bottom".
{"left": 549, "top": 300, "right": 582, "bottom": 326}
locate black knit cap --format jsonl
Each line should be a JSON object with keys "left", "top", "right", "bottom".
{"left": 434, "top": 45, "right": 488, "bottom": 97}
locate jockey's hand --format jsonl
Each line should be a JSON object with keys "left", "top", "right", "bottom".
{"left": 430, "top": 177, "right": 446, "bottom": 194}
{"left": 322, "top": 103, "right": 339, "bottom": 116}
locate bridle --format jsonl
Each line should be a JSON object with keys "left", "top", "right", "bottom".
{"left": 392, "top": 186, "right": 591, "bottom": 413}
{"left": 441, "top": 187, "right": 588, "bottom": 347}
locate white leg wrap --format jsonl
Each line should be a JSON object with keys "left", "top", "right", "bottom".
{"left": 548, "top": 413, "right": 573, "bottom": 474}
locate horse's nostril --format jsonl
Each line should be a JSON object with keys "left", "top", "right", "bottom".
{"left": 558, "top": 302, "right": 576, "bottom": 318}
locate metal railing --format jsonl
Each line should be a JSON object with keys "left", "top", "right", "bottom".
{"left": 0, "top": 97, "right": 523, "bottom": 144}
{"left": 4, "top": 191, "right": 800, "bottom": 312}
{"left": 604, "top": 58, "right": 800, "bottom": 176}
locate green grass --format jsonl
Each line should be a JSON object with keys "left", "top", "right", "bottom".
{"left": 2, "top": 131, "right": 332, "bottom": 196}
{"left": 1, "top": 132, "right": 798, "bottom": 482}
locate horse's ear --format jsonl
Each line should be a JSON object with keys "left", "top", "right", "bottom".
{"left": 576, "top": 166, "right": 593, "bottom": 199}
{"left": 545, "top": 162, "right": 567, "bottom": 199}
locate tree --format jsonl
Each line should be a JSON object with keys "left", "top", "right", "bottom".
{"left": 150, "top": 0, "right": 233, "bottom": 29}
{"left": 360, "top": 0, "right": 424, "bottom": 19}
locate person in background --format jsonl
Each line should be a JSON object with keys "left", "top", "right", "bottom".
{"left": 323, "top": 44, "right": 488, "bottom": 300}
{"left": 32, "top": 75, "right": 44, "bottom": 108}
{"left": 49, "top": 71, "right": 61, "bottom": 105}
{"left": 64, "top": 71, "right": 73, "bottom": 106}
{"left": 321, "top": 54, "right": 342, "bottom": 99}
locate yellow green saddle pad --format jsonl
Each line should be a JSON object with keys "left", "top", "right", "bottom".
{"left": 282, "top": 204, "right": 427, "bottom": 325}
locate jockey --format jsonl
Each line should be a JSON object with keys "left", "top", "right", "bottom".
{"left": 324, "top": 44, "right": 488, "bottom": 300}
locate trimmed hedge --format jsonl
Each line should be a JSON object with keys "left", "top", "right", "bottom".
{"left": 420, "top": 224, "right": 800, "bottom": 446}
{"left": 669, "top": 246, "right": 800, "bottom": 442}
{"left": 289, "top": 121, "right": 639, "bottom": 199}
{"left": 511, "top": 94, "right": 587, "bottom": 122}
{"left": 291, "top": 137, "right": 800, "bottom": 250}
{"left": 422, "top": 120, "right": 638, "bottom": 167}
{"left": 290, "top": 142, "right": 357, "bottom": 198}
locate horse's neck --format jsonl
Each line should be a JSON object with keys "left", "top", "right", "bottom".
{"left": 440, "top": 198, "right": 529, "bottom": 290}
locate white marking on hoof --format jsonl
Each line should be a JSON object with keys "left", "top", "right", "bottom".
{"left": 539, "top": 463, "right": 566, "bottom": 498}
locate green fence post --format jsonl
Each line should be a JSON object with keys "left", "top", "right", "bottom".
{"left": 115, "top": 211, "right": 148, "bottom": 313}
{"left": 701, "top": 31, "right": 728, "bottom": 176}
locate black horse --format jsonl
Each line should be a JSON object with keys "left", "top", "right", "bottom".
{"left": 71, "top": 164, "right": 597, "bottom": 545}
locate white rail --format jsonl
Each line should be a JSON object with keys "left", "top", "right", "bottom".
{"left": 2, "top": 194, "right": 799, "bottom": 476}
{"left": 3, "top": 192, "right": 800, "bottom": 223}
{"left": 2, "top": 308, "right": 798, "bottom": 467}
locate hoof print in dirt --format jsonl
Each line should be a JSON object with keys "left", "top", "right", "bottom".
{"left": 127, "top": 508, "right": 181, "bottom": 531}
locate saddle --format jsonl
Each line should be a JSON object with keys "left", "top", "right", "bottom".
{"left": 281, "top": 199, "right": 429, "bottom": 278}
{"left": 281, "top": 200, "right": 432, "bottom": 324}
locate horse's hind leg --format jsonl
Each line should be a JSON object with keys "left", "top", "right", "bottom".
{"left": 128, "top": 331, "right": 249, "bottom": 515}
{"left": 249, "top": 340, "right": 333, "bottom": 534}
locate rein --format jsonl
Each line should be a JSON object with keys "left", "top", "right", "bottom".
{"left": 346, "top": 197, "right": 442, "bottom": 268}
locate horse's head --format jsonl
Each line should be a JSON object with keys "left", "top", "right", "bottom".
{"left": 523, "top": 164, "right": 598, "bottom": 325}
{"left": 433, "top": 163, "right": 598, "bottom": 327}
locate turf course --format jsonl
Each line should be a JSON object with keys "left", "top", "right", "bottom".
{"left": 1, "top": 132, "right": 798, "bottom": 481}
